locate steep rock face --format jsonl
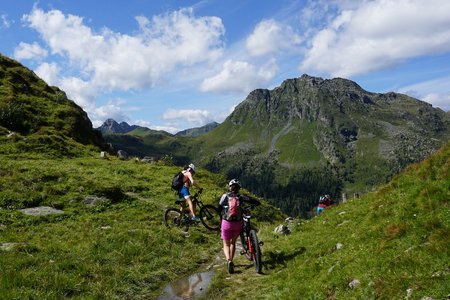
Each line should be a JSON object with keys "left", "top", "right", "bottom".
{"left": 0, "top": 54, "right": 105, "bottom": 155}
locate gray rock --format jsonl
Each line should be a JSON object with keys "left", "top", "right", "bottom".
{"left": 0, "top": 243, "right": 20, "bottom": 251}
{"left": 348, "top": 279, "right": 360, "bottom": 289}
{"left": 274, "top": 224, "right": 290, "bottom": 235}
{"left": 83, "top": 196, "right": 109, "bottom": 206}
{"left": 117, "top": 149, "right": 128, "bottom": 159}
{"left": 19, "top": 206, "right": 64, "bottom": 216}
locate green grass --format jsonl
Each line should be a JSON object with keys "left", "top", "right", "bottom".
{"left": 0, "top": 155, "right": 221, "bottom": 298}
{"left": 0, "top": 153, "right": 283, "bottom": 299}
{"left": 276, "top": 122, "right": 322, "bottom": 164}
{"left": 204, "top": 142, "right": 450, "bottom": 299}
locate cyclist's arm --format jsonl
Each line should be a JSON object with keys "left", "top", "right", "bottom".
{"left": 240, "top": 195, "right": 261, "bottom": 206}
{"left": 186, "top": 172, "right": 202, "bottom": 190}
{"left": 218, "top": 193, "right": 227, "bottom": 212}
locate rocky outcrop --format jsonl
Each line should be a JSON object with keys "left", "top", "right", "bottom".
{"left": 97, "top": 119, "right": 140, "bottom": 135}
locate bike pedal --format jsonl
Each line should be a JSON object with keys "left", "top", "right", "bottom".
{"left": 240, "top": 251, "right": 246, "bottom": 255}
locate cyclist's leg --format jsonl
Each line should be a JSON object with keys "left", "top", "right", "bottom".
{"left": 223, "top": 239, "right": 232, "bottom": 261}
{"left": 186, "top": 196, "right": 196, "bottom": 217}
{"left": 180, "top": 186, "right": 196, "bottom": 217}
{"left": 222, "top": 220, "right": 243, "bottom": 261}
{"left": 229, "top": 234, "right": 239, "bottom": 261}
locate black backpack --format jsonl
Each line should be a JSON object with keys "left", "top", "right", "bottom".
{"left": 171, "top": 172, "right": 184, "bottom": 191}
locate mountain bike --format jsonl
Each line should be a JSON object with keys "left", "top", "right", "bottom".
{"left": 239, "top": 204, "right": 263, "bottom": 273}
{"left": 164, "top": 191, "right": 221, "bottom": 231}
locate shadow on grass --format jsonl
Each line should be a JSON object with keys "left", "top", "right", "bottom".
{"left": 263, "top": 246, "right": 306, "bottom": 270}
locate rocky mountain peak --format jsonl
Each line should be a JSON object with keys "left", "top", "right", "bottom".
{"left": 97, "top": 119, "right": 138, "bottom": 134}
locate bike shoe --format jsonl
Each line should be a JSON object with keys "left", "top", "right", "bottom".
{"left": 227, "top": 260, "right": 234, "bottom": 274}
{"left": 191, "top": 216, "right": 200, "bottom": 222}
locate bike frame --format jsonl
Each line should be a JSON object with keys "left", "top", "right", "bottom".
{"left": 164, "top": 191, "right": 221, "bottom": 231}
{"left": 239, "top": 206, "right": 262, "bottom": 273}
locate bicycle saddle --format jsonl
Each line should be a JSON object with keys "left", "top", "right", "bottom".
{"left": 175, "top": 198, "right": 186, "bottom": 204}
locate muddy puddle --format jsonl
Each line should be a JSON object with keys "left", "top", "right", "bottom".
{"left": 158, "top": 270, "right": 215, "bottom": 300}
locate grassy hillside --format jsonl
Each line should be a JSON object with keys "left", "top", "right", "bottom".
{"left": 205, "top": 141, "right": 449, "bottom": 299}
{"left": 0, "top": 54, "right": 105, "bottom": 158}
{"left": 0, "top": 154, "right": 283, "bottom": 299}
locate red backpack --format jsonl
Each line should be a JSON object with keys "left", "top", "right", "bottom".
{"left": 223, "top": 194, "right": 243, "bottom": 221}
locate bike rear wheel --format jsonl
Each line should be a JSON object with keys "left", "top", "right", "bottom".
{"left": 164, "top": 208, "right": 189, "bottom": 231}
{"left": 199, "top": 205, "right": 221, "bottom": 231}
{"left": 250, "top": 229, "right": 262, "bottom": 273}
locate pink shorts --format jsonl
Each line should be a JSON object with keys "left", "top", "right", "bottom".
{"left": 221, "top": 219, "right": 243, "bottom": 240}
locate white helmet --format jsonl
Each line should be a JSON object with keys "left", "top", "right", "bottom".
{"left": 188, "top": 163, "right": 196, "bottom": 173}
{"left": 228, "top": 179, "right": 241, "bottom": 188}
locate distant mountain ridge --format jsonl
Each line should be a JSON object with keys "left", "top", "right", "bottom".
{"left": 97, "top": 119, "right": 219, "bottom": 137}
{"left": 97, "top": 119, "right": 142, "bottom": 135}
{"left": 175, "top": 122, "right": 219, "bottom": 137}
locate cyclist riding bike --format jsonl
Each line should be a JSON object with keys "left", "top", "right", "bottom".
{"left": 218, "top": 179, "right": 260, "bottom": 274}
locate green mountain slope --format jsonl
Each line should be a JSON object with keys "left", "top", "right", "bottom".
{"left": 189, "top": 75, "right": 450, "bottom": 216}
{"left": 205, "top": 141, "right": 450, "bottom": 299}
{"left": 0, "top": 55, "right": 282, "bottom": 299}
{"left": 0, "top": 54, "right": 106, "bottom": 157}
{"left": 175, "top": 121, "right": 219, "bottom": 137}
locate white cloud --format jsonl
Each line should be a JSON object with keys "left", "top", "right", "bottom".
{"left": 1, "top": 13, "right": 10, "bottom": 28}
{"left": 200, "top": 59, "right": 278, "bottom": 94}
{"left": 22, "top": 7, "right": 224, "bottom": 90}
{"left": 58, "top": 76, "right": 97, "bottom": 111}
{"left": 13, "top": 42, "right": 48, "bottom": 60}
{"left": 20, "top": 7, "right": 225, "bottom": 127}
{"left": 398, "top": 76, "right": 450, "bottom": 111}
{"left": 422, "top": 93, "right": 450, "bottom": 111}
{"left": 163, "top": 108, "right": 212, "bottom": 125}
{"left": 300, "top": 0, "right": 450, "bottom": 77}
{"left": 91, "top": 100, "right": 129, "bottom": 127}
{"left": 246, "top": 19, "right": 301, "bottom": 56}
{"left": 35, "top": 62, "right": 60, "bottom": 86}
{"left": 20, "top": 7, "right": 224, "bottom": 110}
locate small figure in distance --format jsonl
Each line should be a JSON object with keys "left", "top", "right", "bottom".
{"left": 179, "top": 164, "right": 203, "bottom": 222}
{"left": 317, "top": 194, "right": 333, "bottom": 215}
{"left": 218, "top": 179, "right": 260, "bottom": 274}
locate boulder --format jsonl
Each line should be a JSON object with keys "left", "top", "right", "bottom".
{"left": 274, "top": 224, "right": 290, "bottom": 235}
{"left": 19, "top": 206, "right": 64, "bottom": 216}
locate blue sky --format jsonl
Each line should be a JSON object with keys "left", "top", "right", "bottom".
{"left": 1, "top": 0, "right": 449, "bottom": 133}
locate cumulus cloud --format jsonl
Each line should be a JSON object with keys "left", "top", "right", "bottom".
{"left": 35, "top": 62, "right": 60, "bottom": 86}
{"left": 13, "top": 42, "right": 48, "bottom": 60}
{"left": 300, "top": 0, "right": 450, "bottom": 77}
{"left": 163, "top": 108, "right": 212, "bottom": 126}
{"left": 200, "top": 59, "right": 278, "bottom": 94}
{"left": 90, "top": 100, "right": 129, "bottom": 127}
{"left": 20, "top": 7, "right": 225, "bottom": 125}
{"left": 246, "top": 19, "right": 301, "bottom": 56}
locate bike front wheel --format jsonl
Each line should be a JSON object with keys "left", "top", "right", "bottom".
{"left": 164, "top": 208, "right": 189, "bottom": 231}
{"left": 250, "top": 229, "right": 262, "bottom": 273}
{"left": 199, "top": 205, "right": 221, "bottom": 231}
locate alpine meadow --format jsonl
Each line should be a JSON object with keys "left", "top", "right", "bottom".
{"left": 0, "top": 50, "right": 449, "bottom": 300}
